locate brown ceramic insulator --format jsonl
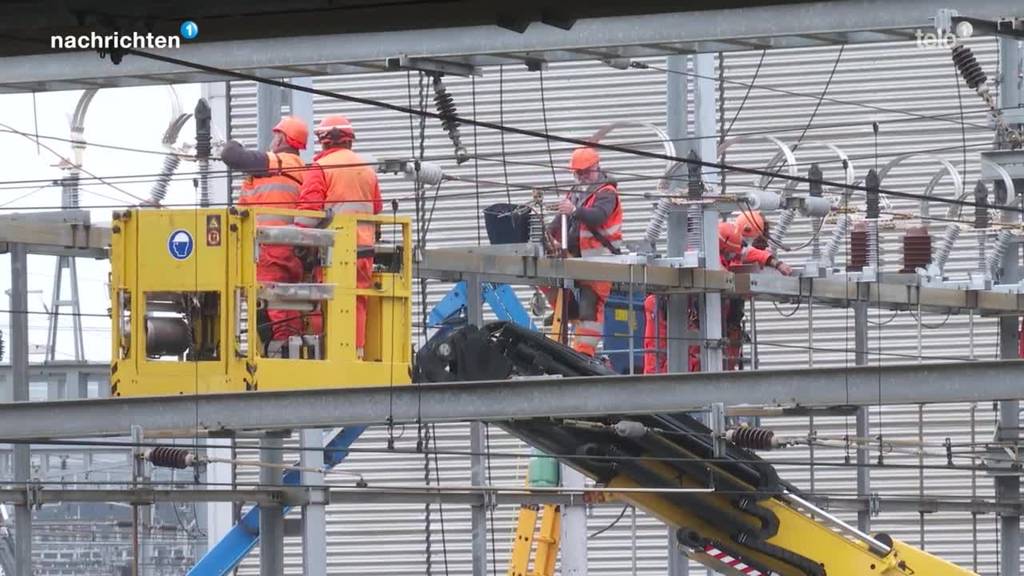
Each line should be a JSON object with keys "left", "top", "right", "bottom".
{"left": 848, "top": 222, "right": 869, "bottom": 272}
{"left": 901, "top": 225, "right": 932, "bottom": 273}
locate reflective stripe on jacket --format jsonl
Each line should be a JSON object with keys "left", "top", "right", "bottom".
{"left": 239, "top": 152, "right": 303, "bottom": 225}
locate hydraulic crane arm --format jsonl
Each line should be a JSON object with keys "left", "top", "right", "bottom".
{"left": 415, "top": 321, "right": 976, "bottom": 576}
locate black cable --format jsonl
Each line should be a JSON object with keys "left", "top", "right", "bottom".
{"left": 472, "top": 75, "right": 482, "bottom": 246}
{"left": 498, "top": 64, "right": 513, "bottom": 204}
{"left": 484, "top": 423, "right": 498, "bottom": 576}
{"left": 723, "top": 49, "right": 767, "bottom": 139}
{"left": 0, "top": 128, "right": 196, "bottom": 159}
{"left": 538, "top": 68, "right": 560, "bottom": 191}
{"left": 761, "top": 44, "right": 845, "bottom": 191}
{"left": 633, "top": 59, "right": 993, "bottom": 131}
{"left": 588, "top": 504, "right": 630, "bottom": 539}
{"left": 111, "top": 47, "right": 1024, "bottom": 217}
{"left": 908, "top": 306, "right": 953, "bottom": 330}
{"left": 954, "top": 52, "right": 969, "bottom": 196}
{"left": 0, "top": 121, "right": 148, "bottom": 205}
{"left": 430, "top": 424, "right": 451, "bottom": 576}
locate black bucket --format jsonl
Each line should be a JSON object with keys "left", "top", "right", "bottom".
{"left": 483, "top": 203, "right": 531, "bottom": 245}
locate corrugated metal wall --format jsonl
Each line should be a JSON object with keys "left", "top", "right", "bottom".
{"left": 230, "top": 36, "right": 1010, "bottom": 575}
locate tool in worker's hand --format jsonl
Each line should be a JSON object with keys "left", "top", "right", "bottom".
{"left": 561, "top": 214, "right": 568, "bottom": 252}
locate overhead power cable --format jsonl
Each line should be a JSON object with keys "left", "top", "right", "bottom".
{"left": 630, "top": 60, "right": 994, "bottom": 131}
{"left": 99, "top": 47, "right": 1024, "bottom": 218}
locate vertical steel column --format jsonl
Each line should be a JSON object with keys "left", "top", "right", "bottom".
{"left": 201, "top": 82, "right": 232, "bottom": 207}
{"left": 203, "top": 437, "right": 233, "bottom": 556}
{"left": 290, "top": 78, "right": 327, "bottom": 576}
{"left": 997, "top": 35, "right": 1022, "bottom": 576}
{"left": 665, "top": 55, "right": 691, "bottom": 376}
{"left": 560, "top": 464, "right": 588, "bottom": 576}
{"left": 289, "top": 77, "right": 317, "bottom": 163}
{"left": 854, "top": 300, "right": 871, "bottom": 533}
{"left": 301, "top": 429, "right": 327, "bottom": 576}
{"left": 464, "top": 274, "right": 488, "bottom": 576}
{"left": 693, "top": 53, "right": 722, "bottom": 377}
{"left": 469, "top": 422, "right": 487, "bottom": 576}
{"left": 256, "top": 83, "right": 285, "bottom": 152}
{"left": 259, "top": 433, "right": 285, "bottom": 576}
{"left": 196, "top": 86, "right": 232, "bottom": 556}
{"left": 665, "top": 54, "right": 691, "bottom": 576}
{"left": 9, "top": 244, "right": 31, "bottom": 576}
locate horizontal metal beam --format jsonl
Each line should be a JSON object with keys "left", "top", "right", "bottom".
{"left": 0, "top": 486, "right": 577, "bottom": 507}
{"left": 810, "top": 495, "right": 1021, "bottom": 515}
{"left": 420, "top": 248, "right": 1024, "bottom": 314}
{"left": 0, "top": 0, "right": 1018, "bottom": 92}
{"left": 0, "top": 212, "right": 110, "bottom": 258}
{"left": 0, "top": 360, "right": 1022, "bottom": 440}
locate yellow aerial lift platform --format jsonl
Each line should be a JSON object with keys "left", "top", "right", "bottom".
{"left": 110, "top": 207, "right": 411, "bottom": 396}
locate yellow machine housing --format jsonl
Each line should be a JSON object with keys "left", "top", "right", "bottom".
{"left": 109, "top": 207, "right": 411, "bottom": 396}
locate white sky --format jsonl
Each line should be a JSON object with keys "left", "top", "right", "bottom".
{"left": 0, "top": 84, "right": 203, "bottom": 362}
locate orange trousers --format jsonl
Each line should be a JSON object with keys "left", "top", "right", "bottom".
{"left": 541, "top": 280, "right": 610, "bottom": 357}
{"left": 258, "top": 245, "right": 303, "bottom": 341}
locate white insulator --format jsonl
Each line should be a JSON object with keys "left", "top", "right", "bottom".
{"left": 987, "top": 229, "right": 1015, "bottom": 279}
{"left": 933, "top": 224, "right": 961, "bottom": 273}
{"left": 745, "top": 190, "right": 782, "bottom": 211}
{"left": 773, "top": 208, "right": 797, "bottom": 246}
{"left": 529, "top": 211, "right": 544, "bottom": 244}
{"left": 977, "top": 230, "right": 988, "bottom": 276}
{"left": 61, "top": 173, "right": 81, "bottom": 209}
{"left": 800, "top": 196, "right": 831, "bottom": 218}
{"left": 823, "top": 214, "right": 849, "bottom": 266}
{"left": 687, "top": 204, "right": 702, "bottom": 251}
{"left": 403, "top": 161, "right": 445, "bottom": 186}
{"left": 866, "top": 219, "right": 880, "bottom": 269}
{"left": 199, "top": 159, "right": 210, "bottom": 207}
{"left": 148, "top": 154, "right": 181, "bottom": 205}
{"left": 644, "top": 197, "right": 673, "bottom": 248}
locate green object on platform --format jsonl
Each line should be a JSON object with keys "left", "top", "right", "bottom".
{"left": 527, "top": 447, "right": 560, "bottom": 487}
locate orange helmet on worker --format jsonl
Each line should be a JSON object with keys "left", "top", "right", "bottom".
{"left": 735, "top": 210, "right": 765, "bottom": 241}
{"left": 314, "top": 115, "right": 356, "bottom": 146}
{"left": 272, "top": 116, "right": 309, "bottom": 151}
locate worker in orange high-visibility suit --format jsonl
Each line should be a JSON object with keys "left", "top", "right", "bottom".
{"left": 543, "top": 146, "right": 623, "bottom": 357}
{"left": 642, "top": 219, "right": 793, "bottom": 373}
{"left": 221, "top": 116, "right": 309, "bottom": 346}
{"left": 296, "top": 115, "right": 382, "bottom": 359}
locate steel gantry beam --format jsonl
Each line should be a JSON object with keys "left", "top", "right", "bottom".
{"left": 0, "top": 360, "right": 1023, "bottom": 440}
{"left": 0, "top": 0, "right": 1020, "bottom": 93}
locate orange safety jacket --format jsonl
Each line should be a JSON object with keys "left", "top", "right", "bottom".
{"left": 238, "top": 152, "right": 304, "bottom": 222}
{"left": 296, "top": 147, "right": 382, "bottom": 247}
{"left": 577, "top": 182, "right": 623, "bottom": 257}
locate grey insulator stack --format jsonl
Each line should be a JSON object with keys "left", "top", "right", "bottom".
{"left": 194, "top": 98, "right": 212, "bottom": 207}
{"left": 403, "top": 161, "right": 444, "bottom": 186}
{"left": 823, "top": 214, "right": 849, "bottom": 267}
{"left": 148, "top": 154, "right": 181, "bottom": 205}
{"left": 644, "top": 197, "right": 673, "bottom": 250}
{"left": 772, "top": 208, "right": 797, "bottom": 250}
{"left": 932, "top": 224, "right": 961, "bottom": 275}
{"left": 986, "top": 229, "right": 1015, "bottom": 280}
{"left": 866, "top": 219, "right": 880, "bottom": 270}
{"left": 865, "top": 169, "right": 881, "bottom": 270}
{"left": 529, "top": 211, "right": 545, "bottom": 244}
{"left": 61, "top": 172, "right": 81, "bottom": 209}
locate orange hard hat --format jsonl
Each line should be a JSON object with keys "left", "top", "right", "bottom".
{"left": 735, "top": 210, "right": 766, "bottom": 239}
{"left": 569, "top": 147, "right": 600, "bottom": 171}
{"left": 272, "top": 116, "right": 309, "bottom": 150}
{"left": 314, "top": 115, "right": 355, "bottom": 142}
{"left": 718, "top": 221, "right": 743, "bottom": 253}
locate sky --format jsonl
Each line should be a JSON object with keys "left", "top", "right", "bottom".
{"left": 0, "top": 84, "right": 203, "bottom": 363}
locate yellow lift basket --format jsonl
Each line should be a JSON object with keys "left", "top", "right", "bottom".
{"left": 109, "top": 207, "right": 412, "bottom": 396}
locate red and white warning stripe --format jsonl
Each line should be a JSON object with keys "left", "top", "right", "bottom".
{"left": 703, "top": 545, "right": 768, "bottom": 576}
